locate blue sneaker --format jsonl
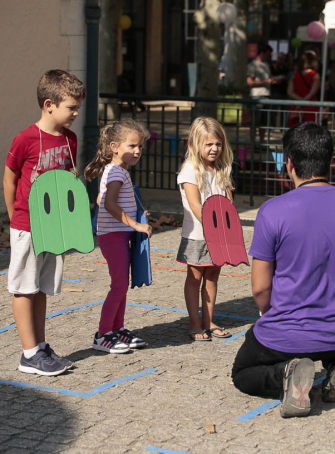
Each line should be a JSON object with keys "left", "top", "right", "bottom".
{"left": 19, "top": 350, "right": 67, "bottom": 376}
{"left": 43, "top": 344, "right": 74, "bottom": 370}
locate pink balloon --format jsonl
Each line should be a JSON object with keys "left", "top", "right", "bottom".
{"left": 307, "top": 21, "right": 326, "bottom": 40}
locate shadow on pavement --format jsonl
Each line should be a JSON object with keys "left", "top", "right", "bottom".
{"left": 66, "top": 297, "right": 258, "bottom": 360}
{"left": 0, "top": 384, "right": 77, "bottom": 451}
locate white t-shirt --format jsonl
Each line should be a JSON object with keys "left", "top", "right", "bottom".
{"left": 97, "top": 163, "right": 136, "bottom": 235}
{"left": 247, "top": 59, "right": 271, "bottom": 98}
{"left": 177, "top": 161, "right": 226, "bottom": 240}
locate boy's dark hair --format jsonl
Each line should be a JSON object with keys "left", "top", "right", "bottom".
{"left": 258, "top": 44, "right": 272, "bottom": 55}
{"left": 37, "top": 69, "right": 86, "bottom": 108}
{"left": 283, "top": 122, "right": 333, "bottom": 179}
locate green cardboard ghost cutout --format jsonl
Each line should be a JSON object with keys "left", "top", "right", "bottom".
{"left": 28, "top": 170, "right": 94, "bottom": 256}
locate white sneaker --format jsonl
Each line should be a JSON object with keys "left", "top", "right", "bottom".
{"left": 92, "top": 332, "right": 130, "bottom": 354}
{"left": 116, "top": 328, "right": 147, "bottom": 348}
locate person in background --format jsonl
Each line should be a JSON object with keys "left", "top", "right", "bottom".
{"left": 270, "top": 52, "right": 288, "bottom": 128}
{"left": 246, "top": 44, "right": 277, "bottom": 144}
{"left": 287, "top": 52, "right": 320, "bottom": 127}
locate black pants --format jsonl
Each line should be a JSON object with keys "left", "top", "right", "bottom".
{"left": 232, "top": 326, "right": 335, "bottom": 399}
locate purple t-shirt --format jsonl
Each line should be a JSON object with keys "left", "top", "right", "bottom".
{"left": 250, "top": 185, "right": 335, "bottom": 353}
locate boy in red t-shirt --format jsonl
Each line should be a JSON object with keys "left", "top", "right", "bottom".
{"left": 3, "top": 70, "right": 86, "bottom": 376}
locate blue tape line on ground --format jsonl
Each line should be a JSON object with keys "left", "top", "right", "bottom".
{"left": 151, "top": 247, "right": 178, "bottom": 252}
{"left": 313, "top": 374, "right": 326, "bottom": 386}
{"left": 62, "top": 278, "right": 82, "bottom": 283}
{"left": 0, "top": 324, "right": 16, "bottom": 334}
{"left": 220, "top": 330, "right": 247, "bottom": 342}
{"left": 237, "top": 374, "right": 327, "bottom": 421}
{"left": 86, "top": 368, "right": 158, "bottom": 397}
{"left": 45, "top": 300, "right": 104, "bottom": 319}
{"left": 127, "top": 302, "right": 188, "bottom": 314}
{"left": 127, "top": 303, "right": 257, "bottom": 321}
{"left": 146, "top": 447, "right": 192, "bottom": 454}
{"left": 237, "top": 400, "right": 281, "bottom": 421}
{"left": 0, "top": 249, "right": 10, "bottom": 254}
{"left": 0, "top": 300, "right": 254, "bottom": 335}
{"left": 0, "top": 368, "right": 157, "bottom": 398}
{"left": 0, "top": 272, "right": 81, "bottom": 284}
{"left": 0, "top": 300, "right": 104, "bottom": 334}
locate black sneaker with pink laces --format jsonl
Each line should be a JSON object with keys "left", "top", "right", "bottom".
{"left": 116, "top": 328, "right": 147, "bottom": 348}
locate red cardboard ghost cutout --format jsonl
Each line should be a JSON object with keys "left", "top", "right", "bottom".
{"left": 202, "top": 195, "right": 249, "bottom": 267}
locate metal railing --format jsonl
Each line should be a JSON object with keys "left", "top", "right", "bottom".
{"left": 99, "top": 93, "right": 335, "bottom": 206}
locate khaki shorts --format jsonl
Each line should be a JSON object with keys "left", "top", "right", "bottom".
{"left": 8, "top": 228, "right": 64, "bottom": 295}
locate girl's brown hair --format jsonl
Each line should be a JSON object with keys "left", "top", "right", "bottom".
{"left": 84, "top": 118, "right": 150, "bottom": 181}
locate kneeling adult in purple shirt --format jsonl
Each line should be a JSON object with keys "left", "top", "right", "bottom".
{"left": 232, "top": 122, "right": 335, "bottom": 418}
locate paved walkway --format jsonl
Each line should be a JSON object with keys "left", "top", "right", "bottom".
{"left": 0, "top": 216, "right": 334, "bottom": 453}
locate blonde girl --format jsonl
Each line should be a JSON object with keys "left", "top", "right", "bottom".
{"left": 85, "top": 118, "right": 152, "bottom": 353}
{"left": 177, "top": 117, "right": 234, "bottom": 341}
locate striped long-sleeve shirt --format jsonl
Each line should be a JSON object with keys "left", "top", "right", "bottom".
{"left": 97, "top": 163, "right": 136, "bottom": 235}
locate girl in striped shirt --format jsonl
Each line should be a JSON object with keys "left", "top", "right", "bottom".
{"left": 85, "top": 119, "right": 152, "bottom": 354}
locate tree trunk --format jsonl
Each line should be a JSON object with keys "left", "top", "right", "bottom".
{"left": 224, "top": 0, "right": 248, "bottom": 92}
{"left": 99, "top": 0, "right": 123, "bottom": 120}
{"left": 194, "top": 0, "right": 222, "bottom": 118}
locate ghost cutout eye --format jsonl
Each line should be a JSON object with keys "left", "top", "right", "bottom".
{"left": 213, "top": 210, "right": 217, "bottom": 228}
{"left": 44, "top": 193, "right": 51, "bottom": 214}
{"left": 68, "top": 190, "right": 75, "bottom": 212}
{"left": 226, "top": 211, "right": 231, "bottom": 229}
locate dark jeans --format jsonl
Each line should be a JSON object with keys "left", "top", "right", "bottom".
{"left": 232, "top": 326, "right": 335, "bottom": 399}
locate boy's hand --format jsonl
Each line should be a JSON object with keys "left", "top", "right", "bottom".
{"left": 136, "top": 223, "right": 152, "bottom": 238}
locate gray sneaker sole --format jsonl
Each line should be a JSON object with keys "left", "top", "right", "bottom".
{"left": 18, "top": 364, "right": 67, "bottom": 376}
{"left": 280, "top": 358, "right": 314, "bottom": 418}
{"left": 92, "top": 343, "right": 130, "bottom": 354}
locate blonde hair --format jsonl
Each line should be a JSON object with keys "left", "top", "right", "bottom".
{"left": 84, "top": 118, "right": 150, "bottom": 181}
{"left": 181, "top": 117, "right": 234, "bottom": 192}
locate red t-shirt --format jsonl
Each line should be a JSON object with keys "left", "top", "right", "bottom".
{"left": 6, "top": 124, "right": 77, "bottom": 232}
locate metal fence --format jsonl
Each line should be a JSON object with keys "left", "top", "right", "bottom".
{"left": 99, "top": 94, "right": 335, "bottom": 206}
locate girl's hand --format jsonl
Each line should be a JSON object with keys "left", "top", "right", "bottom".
{"left": 136, "top": 222, "right": 153, "bottom": 238}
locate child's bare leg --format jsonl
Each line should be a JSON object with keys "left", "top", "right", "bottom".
{"left": 184, "top": 265, "right": 208, "bottom": 340}
{"left": 33, "top": 291, "right": 46, "bottom": 344}
{"left": 12, "top": 294, "right": 37, "bottom": 350}
{"left": 201, "top": 266, "right": 229, "bottom": 335}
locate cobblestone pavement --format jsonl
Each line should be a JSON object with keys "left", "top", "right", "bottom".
{"left": 0, "top": 225, "right": 334, "bottom": 454}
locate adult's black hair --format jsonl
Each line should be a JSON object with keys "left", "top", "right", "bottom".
{"left": 282, "top": 122, "right": 333, "bottom": 179}
{"left": 258, "top": 44, "right": 273, "bottom": 55}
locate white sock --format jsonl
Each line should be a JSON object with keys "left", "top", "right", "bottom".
{"left": 23, "top": 346, "right": 39, "bottom": 359}
{"left": 38, "top": 342, "right": 47, "bottom": 350}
